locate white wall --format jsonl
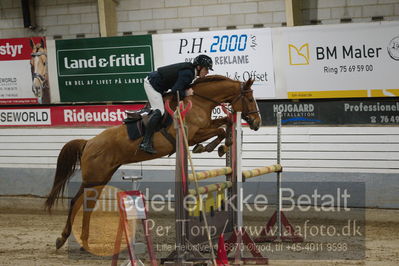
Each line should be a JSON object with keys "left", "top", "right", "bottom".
{"left": 0, "top": 0, "right": 99, "bottom": 39}
{"left": 1, "top": 126, "right": 398, "bottom": 174}
{"left": 1, "top": 0, "right": 399, "bottom": 39}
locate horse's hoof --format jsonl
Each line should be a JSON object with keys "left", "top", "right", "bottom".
{"left": 80, "top": 240, "right": 89, "bottom": 252}
{"left": 218, "top": 145, "right": 227, "bottom": 157}
{"left": 193, "top": 144, "right": 205, "bottom": 153}
{"left": 56, "top": 237, "right": 66, "bottom": 249}
{"left": 205, "top": 146, "right": 215, "bottom": 152}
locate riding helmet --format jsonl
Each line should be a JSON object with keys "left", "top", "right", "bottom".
{"left": 193, "top": 54, "right": 213, "bottom": 71}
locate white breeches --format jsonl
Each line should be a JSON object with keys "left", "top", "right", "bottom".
{"left": 143, "top": 77, "right": 165, "bottom": 115}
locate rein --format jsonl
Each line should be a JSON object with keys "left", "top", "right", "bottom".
{"left": 192, "top": 92, "right": 233, "bottom": 112}
{"left": 193, "top": 82, "right": 260, "bottom": 119}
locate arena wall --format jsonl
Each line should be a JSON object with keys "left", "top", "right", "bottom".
{"left": 1, "top": 0, "right": 399, "bottom": 39}
{"left": 0, "top": 1, "right": 398, "bottom": 208}
{"left": 0, "top": 126, "right": 398, "bottom": 208}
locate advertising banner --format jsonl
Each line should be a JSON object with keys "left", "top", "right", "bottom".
{"left": 153, "top": 28, "right": 276, "bottom": 99}
{"left": 0, "top": 37, "right": 50, "bottom": 104}
{"left": 273, "top": 21, "right": 399, "bottom": 99}
{"left": 56, "top": 35, "right": 154, "bottom": 102}
{"left": 0, "top": 104, "right": 144, "bottom": 127}
{"left": 259, "top": 99, "right": 399, "bottom": 125}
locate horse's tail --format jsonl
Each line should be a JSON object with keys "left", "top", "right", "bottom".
{"left": 45, "top": 139, "right": 87, "bottom": 212}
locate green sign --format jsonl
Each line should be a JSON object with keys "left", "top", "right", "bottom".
{"left": 56, "top": 35, "right": 153, "bottom": 102}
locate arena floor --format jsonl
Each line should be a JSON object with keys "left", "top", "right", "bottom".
{"left": 0, "top": 197, "right": 398, "bottom": 266}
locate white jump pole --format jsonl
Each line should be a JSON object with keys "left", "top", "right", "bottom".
{"left": 276, "top": 112, "right": 282, "bottom": 239}
{"left": 236, "top": 112, "right": 243, "bottom": 231}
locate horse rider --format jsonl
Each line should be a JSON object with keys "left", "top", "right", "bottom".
{"left": 140, "top": 54, "right": 214, "bottom": 154}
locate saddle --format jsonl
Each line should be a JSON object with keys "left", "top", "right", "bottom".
{"left": 123, "top": 106, "right": 175, "bottom": 148}
{"left": 124, "top": 106, "right": 153, "bottom": 126}
{"left": 124, "top": 93, "right": 175, "bottom": 125}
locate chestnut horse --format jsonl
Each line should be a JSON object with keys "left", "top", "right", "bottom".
{"left": 45, "top": 75, "right": 261, "bottom": 250}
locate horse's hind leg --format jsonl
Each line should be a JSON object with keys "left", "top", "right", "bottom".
{"left": 56, "top": 183, "right": 107, "bottom": 251}
{"left": 78, "top": 164, "right": 119, "bottom": 251}
{"left": 79, "top": 184, "right": 106, "bottom": 251}
{"left": 56, "top": 185, "right": 85, "bottom": 249}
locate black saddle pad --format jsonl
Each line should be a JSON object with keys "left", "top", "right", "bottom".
{"left": 125, "top": 120, "right": 145, "bottom": 141}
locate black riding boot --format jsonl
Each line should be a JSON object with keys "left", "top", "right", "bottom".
{"left": 140, "top": 109, "right": 162, "bottom": 154}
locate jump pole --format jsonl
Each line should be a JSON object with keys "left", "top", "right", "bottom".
{"left": 172, "top": 107, "right": 269, "bottom": 264}
{"left": 234, "top": 112, "right": 283, "bottom": 239}
{"left": 236, "top": 112, "right": 243, "bottom": 232}
{"left": 253, "top": 112, "right": 303, "bottom": 243}
{"left": 225, "top": 111, "right": 269, "bottom": 265}
{"left": 234, "top": 111, "right": 244, "bottom": 262}
{"left": 238, "top": 112, "right": 283, "bottom": 239}
{"left": 163, "top": 100, "right": 217, "bottom": 265}
{"left": 276, "top": 112, "right": 282, "bottom": 239}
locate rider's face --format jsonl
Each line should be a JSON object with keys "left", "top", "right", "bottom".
{"left": 198, "top": 66, "right": 209, "bottom": 78}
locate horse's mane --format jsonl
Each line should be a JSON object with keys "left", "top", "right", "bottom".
{"left": 192, "top": 75, "right": 238, "bottom": 87}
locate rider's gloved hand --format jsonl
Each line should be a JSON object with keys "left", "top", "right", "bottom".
{"left": 186, "top": 88, "right": 194, "bottom": 96}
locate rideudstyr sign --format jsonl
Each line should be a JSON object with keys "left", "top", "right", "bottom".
{"left": 0, "top": 104, "right": 144, "bottom": 127}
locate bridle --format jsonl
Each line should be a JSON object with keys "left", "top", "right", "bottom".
{"left": 230, "top": 82, "right": 260, "bottom": 124}
{"left": 193, "top": 81, "right": 260, "bottom": 123}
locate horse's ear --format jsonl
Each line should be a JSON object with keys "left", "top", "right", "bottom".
{"left": 40, "top": 38, "right": 45, "bottom": 48}
{"left": 245, "top": 78, "right": 254, "bottom": 88}
{"left": 30, "top": 39, "right": 35, "bottom": 49}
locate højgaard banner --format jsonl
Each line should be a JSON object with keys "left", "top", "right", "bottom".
{"left": 273, "top": 21, "right": 399, "bottom": 99}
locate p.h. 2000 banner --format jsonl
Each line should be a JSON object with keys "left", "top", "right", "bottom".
{"left": 273, "top": 21, "right": 399, "bottom": 99}
{"left": 153, "top": 28, "right": 276, "bottom": 99}
{"left": 56, "top": 35, "right": 154, "bottom": 102}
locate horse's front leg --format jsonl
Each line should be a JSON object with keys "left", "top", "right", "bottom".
{"left": 209, "top": 116, "right": 234, "bottom": 145}
{"left": 209, "top": 116, "right": 231, "bottom": 128}
{"left": 190, "top": 127, "right": 227, "bottom": 154}
{"left": 191, "top": 117, "right": 232, "bottom": 153}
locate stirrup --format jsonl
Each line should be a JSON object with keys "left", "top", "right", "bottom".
{"left": 140, "top": 143, "right": 157, "bottom": 154}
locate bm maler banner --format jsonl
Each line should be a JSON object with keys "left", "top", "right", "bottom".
{"left": 273, "top": 21, "right": 399, "bottom": 99}
{"left": 153, "top": 28, "right": 276, "bottom": 99}
{"left": 56, "top": 35, "right": 154, "bottom": 102}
